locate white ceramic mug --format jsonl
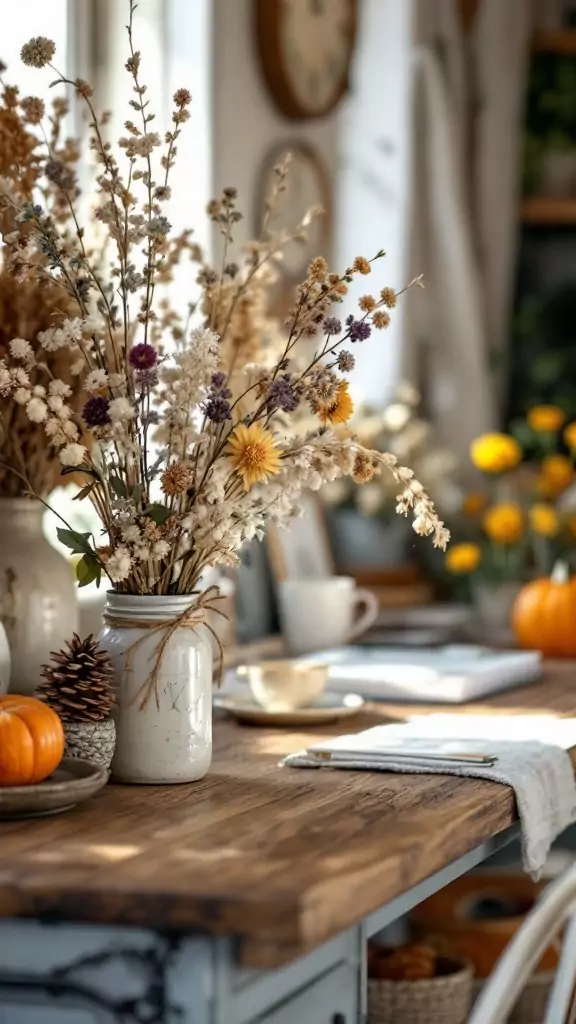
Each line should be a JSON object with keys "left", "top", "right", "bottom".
{"left": 278, "top": 576, "right": 379, "bottom": 655}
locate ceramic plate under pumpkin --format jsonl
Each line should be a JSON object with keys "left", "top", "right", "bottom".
{"left": 0, "top": 757, "right": 108, "bottom": 819}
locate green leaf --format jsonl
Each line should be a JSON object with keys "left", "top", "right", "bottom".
{"left": 61, "top": 465, "right": 101, "bottom": 480}
{"left": 57, "top": 528, "right": 93, "bottom": 556}
{"left": 131, "top": 483, "right": 144, "bottom": 507}
{"left": 76, "top": 553, "right": 101, "bottom": 588}
{"left": 143, "top": 503, "right": 172, "bottom": 526}
{"left": 110, "top": 474, "right": 129, "bottom": 499}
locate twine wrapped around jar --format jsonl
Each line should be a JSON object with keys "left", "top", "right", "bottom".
{"left": 103, "top": 584, "right": 227, "bottom": 710}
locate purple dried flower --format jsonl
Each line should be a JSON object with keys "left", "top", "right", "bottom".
{"left": 337, "top": 351, "right": 355, "bottom": 372}
{"left": 211, "top": 371, "right": 227, "bottom": 390}
{"left": 349, "top": 319, "right": 372, "bottom": 343}
{"left": 324, "top": 317, "right": 342, "bottom": 336}
{"left": 45, "top": 159, "right": 76, "bottom": 192}
{"left": 135, "top": 367, "right": 159, "bottom": 391}
{"left": 267, "top": 374, "right": 300, "bottom": 413}
{"left": 83, "top": 395, "right": 110, "bottom": 428}
{"left": 345, "top": 314, "right": 354, "bottom": 327}
{"left": 129, "top": 343, "right": 158, "bottom": 370}
{"left": 204, "top": 394, "right": 232, "bottom": 423}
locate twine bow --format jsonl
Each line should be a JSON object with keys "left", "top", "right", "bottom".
{"left": 103, "top": 584, "right": 228, "bottom": 711}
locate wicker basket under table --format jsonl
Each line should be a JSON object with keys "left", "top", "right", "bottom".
{"left": 368, "top": 955, "right": 473, "bottom": 1024}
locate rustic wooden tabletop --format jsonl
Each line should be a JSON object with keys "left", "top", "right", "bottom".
{"left": 2, "top": 663, "right": 576, "bottom": 967}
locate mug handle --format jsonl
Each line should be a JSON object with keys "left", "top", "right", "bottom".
{"left": 347, "top": 588, "right": 379, "bottom": 641}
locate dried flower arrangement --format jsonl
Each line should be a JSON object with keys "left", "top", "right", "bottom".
{"left": 0, "top": 65, "right": 81, "bottom": 496}
{"left": 0, "top": 4, "right": 449, "bottom": 600}
{"left": 322, "top": 382, "right": 460, "bottom": 521}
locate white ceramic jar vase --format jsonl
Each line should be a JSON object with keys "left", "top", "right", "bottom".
{"left": 0, "top": 499, "right": 78, "bottom": 694}
{"left": 99, "top": 592, "right": 213, "bottom": 784}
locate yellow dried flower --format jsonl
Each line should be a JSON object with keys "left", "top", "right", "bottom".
{"left": 463, "top": 491, "right": 488, "bottom": 517}
{"left": 483, "top": 503, "right": 524, "bottom": 544}
{"left": 161, "top": 461, "right": 192, "bottom": 496}
{"left": 540, "top": 454, "right": 574, "bottom": 494}
{"left": 308, "top": 256, "right": 329, "bottom": 281}
{"left": 359, "top": 295, "right": 376, "bottom": 312}
{"left": 564, "top": 422, "right": 576, "bottom": 451}
{"left": 352, "top": 256, "right": 371, "bottom": 275}
{"left": 380, "top": 287, "right": 397, "bottom": 308}
{"left": 372, "top": 311, "right": 391, "bottom": 329}
{"left": 470, "top": 433, "right": 521, "bottom": 474}
{"left": 226, "top": 422, "right": 282, "bottom": 491}
{"left": 529, "top": 504, "right": 559, "bottom": 538}
{"left": 527, "top": 405, "right": 565, "bottom": 433}
{"left": 445, "top": 542, "right": 481, "bottom": 574}
{"left": 317, "top": 380, "right": 354, "bottom": 426}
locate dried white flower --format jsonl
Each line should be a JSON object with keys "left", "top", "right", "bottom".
{"left": 84, "top": 369, "right": 109, "bottom": 392}
{"left": 152, "top": 539, "right": 170, "bottom": 559}
{"left": 26, "top": 397, "right": 48, "bottom": 423}
{"left": 9, "top": 338, "right": 33, "bottom": 362}
{"left": 48, "top": 379, "right": 72, "bottom": 398}
{"left": 109, "top": 397, "right": 135, "bottom": 422}
{"left": 14, "top": 387, "right": 31, "bottom": 405}
{"left": 38, "top": 327, "right": 67, "bottom": 352}
{"left": 82, "top": 314, "right": 107, "bottom": 337}
{"left": 60, "top": 442, "right": 87, "bottom": 467}
{"left": 107, "top": 546, "right": 132, "bottom": 583}
{"left": 121, "top": 524, "right": 141, "bottom": 544}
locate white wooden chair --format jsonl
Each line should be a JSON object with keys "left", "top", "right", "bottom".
{"left": 469, "top": 865, "right": 576, "bottom": 1024}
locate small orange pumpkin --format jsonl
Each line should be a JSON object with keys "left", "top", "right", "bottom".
{"left": 512, "top": 563, "right": 576, "bottom": 657}
{"left": 0, "top": 695, "right": 64, "bottom": 786}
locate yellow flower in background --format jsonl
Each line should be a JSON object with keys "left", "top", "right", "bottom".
{"left": 226, "top": 422, "right": 282, "bottom": 491}
{"left": 463, "top": 491, "right": 488, "bottom": 517}
{"left": 564, "top": 422, "right": 576, "bottom": 451}
{"left": 318, "top": 381, "right": 354, "bottom": 426}
{"left": 470, "top": 433, "right": 521, "bottom": 474}
{"left": 527, "top": 405, "right": 566, "bottom": 433}
{"left": 540, "top": 454, "right": 574, "bottom": 496}
{"left": 483, "top": 503, "right": 524, "bottom": 544}
{"left": 445, "top": 543, "right": 481, "bottom": 574}
{"left": 529, "top": 504, "right": 559, "bottom": 537}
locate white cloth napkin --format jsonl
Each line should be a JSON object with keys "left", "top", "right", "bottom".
{"left": 283, "top": 714, "right": 576, "bottom": 878}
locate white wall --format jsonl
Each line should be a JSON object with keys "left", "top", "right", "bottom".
{"left": 211, "top": 0, "right": 339, "bottom": 248}
{"left": 212, "top": 0, "right": 415, "bottom": 411}
{"left": 337, "top": 0, "right": 415, "bottom": 408}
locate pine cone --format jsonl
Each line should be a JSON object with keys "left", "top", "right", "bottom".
{"left": 38, "top": 633, "right": 116, "bottom": 723}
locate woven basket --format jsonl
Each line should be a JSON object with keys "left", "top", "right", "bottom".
{"left": 472, "top": 971, "right": 555, "bottom": 1023}
{"left": 64, "top": 719, "right": 116, "bottom": 771}
{"left": 368, "top": 956, "right": 473, "bottom": 1024}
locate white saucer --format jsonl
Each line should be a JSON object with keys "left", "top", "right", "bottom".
{"left": 214, "top": 691, "right": 365, "bottom": 727}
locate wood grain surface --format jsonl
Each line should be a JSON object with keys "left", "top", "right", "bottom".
{"left": 2, "top": 664, "right": 576, "bottom": 967}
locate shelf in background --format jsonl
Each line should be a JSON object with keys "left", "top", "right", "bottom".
{"left": 532, "top": 30, "right": 576, "bottom": 56}
{"left": 521, "top": 196, "right": 576, "bottom": 225}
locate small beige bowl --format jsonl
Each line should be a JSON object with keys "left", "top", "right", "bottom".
{"left": 237, "top": 659, "right": 329, "bottom": 712}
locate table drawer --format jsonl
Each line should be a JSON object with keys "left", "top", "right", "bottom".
{"left": 255, "top": 962, "right": 358, "bottom": 1024}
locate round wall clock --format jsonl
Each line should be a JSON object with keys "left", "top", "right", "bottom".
{"left": 255, "top": 0, "right": 358, "bottom": 120}
{"left": 256, "top": 141, "right": 332, "bottom": 282}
